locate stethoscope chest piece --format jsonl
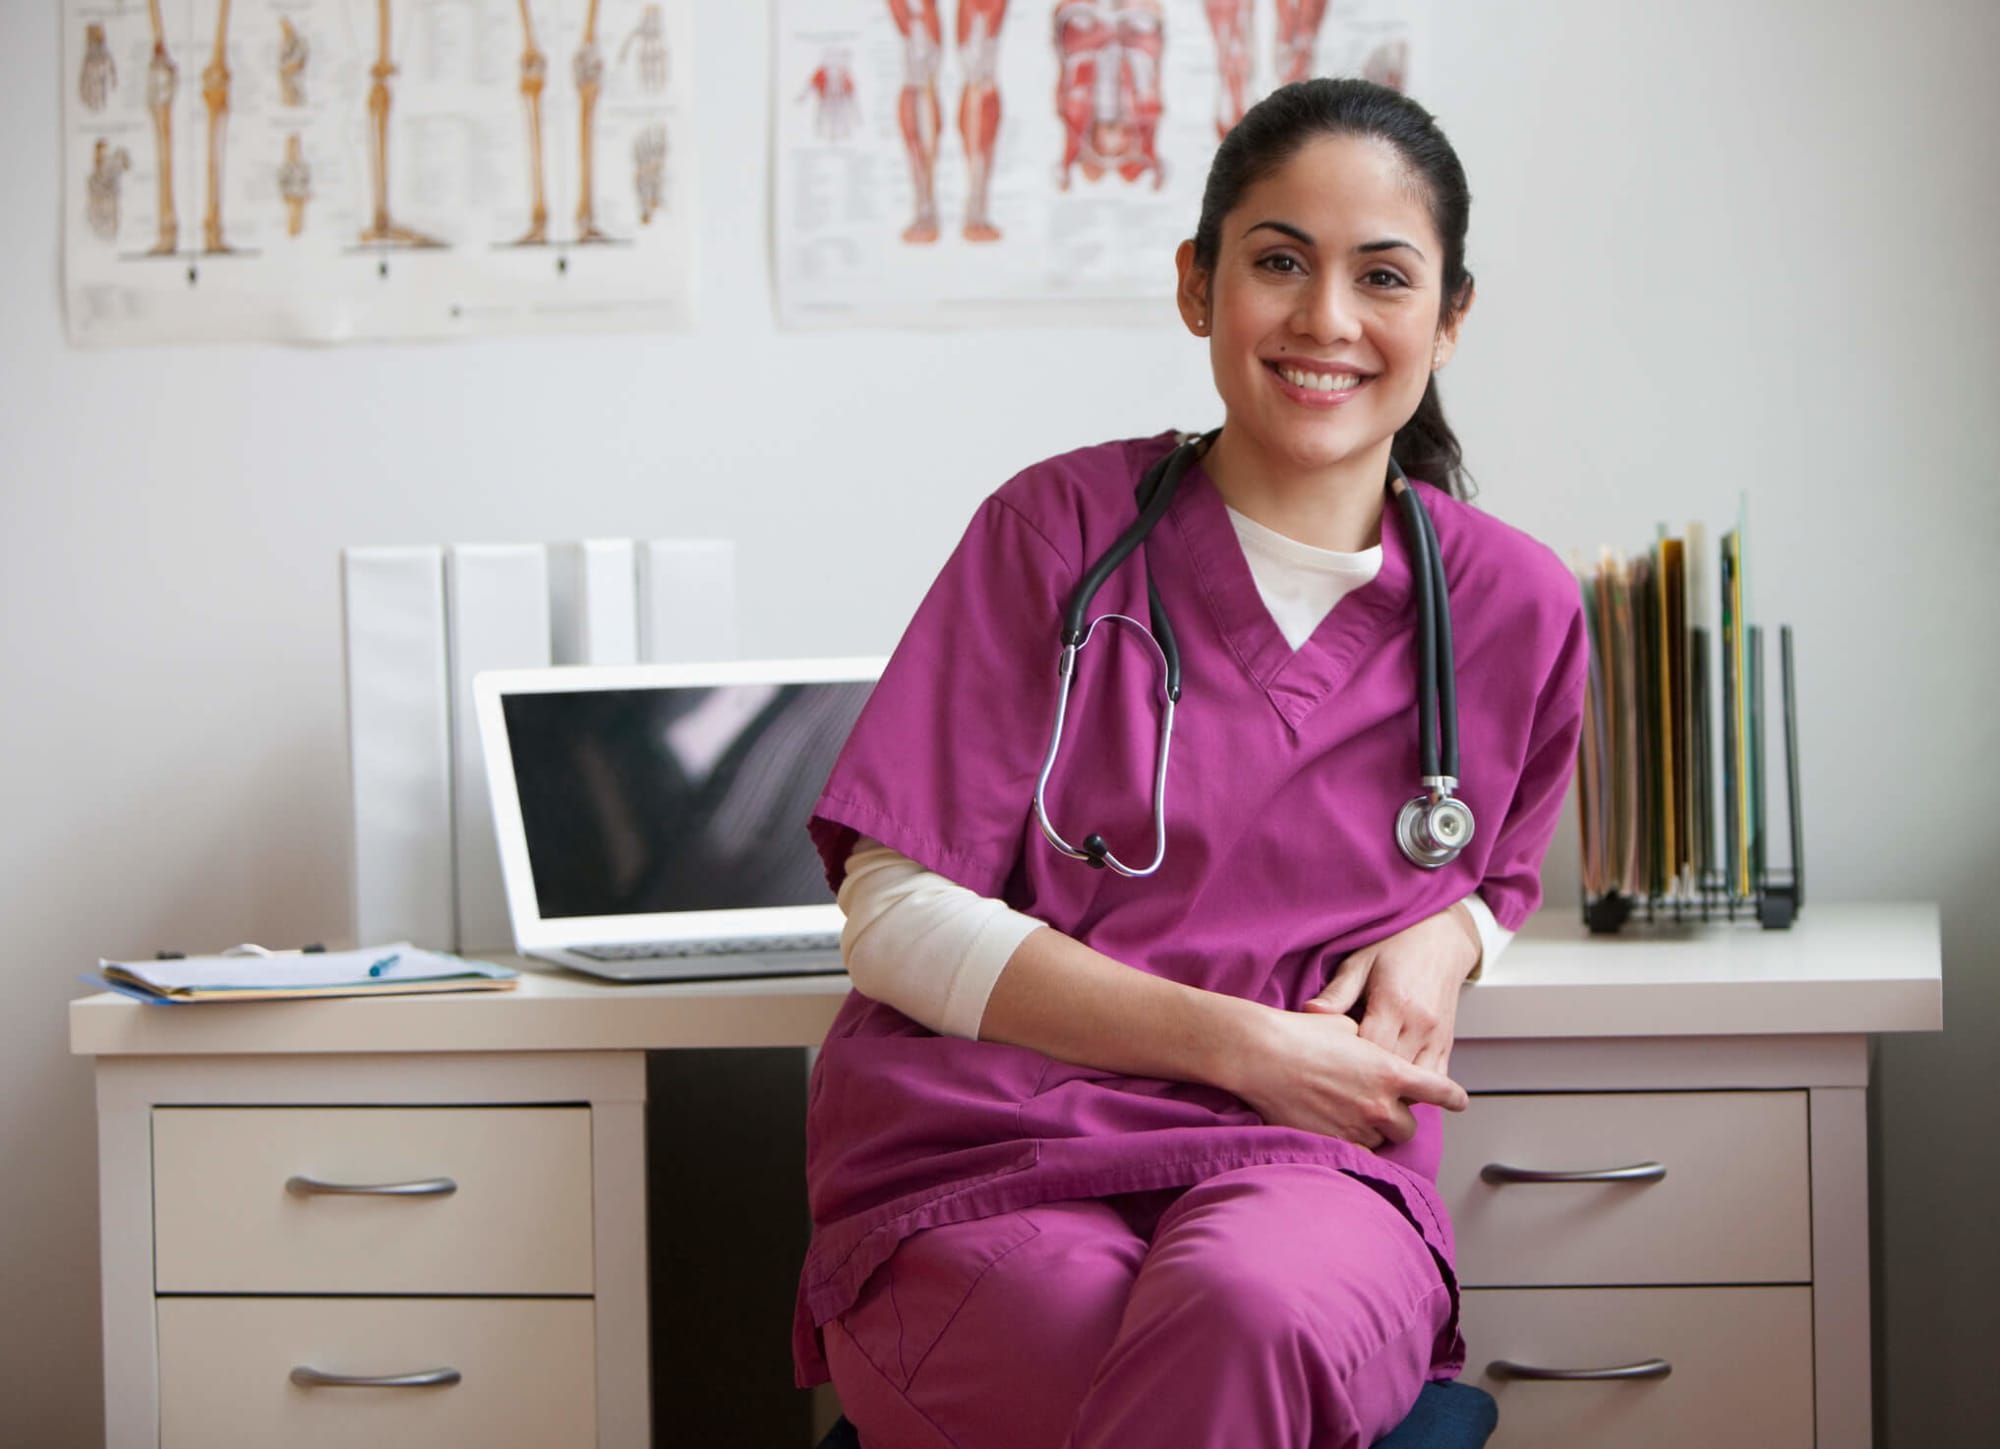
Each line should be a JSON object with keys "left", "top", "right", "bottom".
{"left": 1396, "top": 788, "right": 1475, "bottom": 869}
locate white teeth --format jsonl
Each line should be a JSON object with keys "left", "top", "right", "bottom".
{"left": 1278, "top": 366, "right": 1362, "bottom": 392}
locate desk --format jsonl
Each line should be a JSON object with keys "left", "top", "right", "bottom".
{"left": 72, "top": 902, "right": 1941, "bottom": 1449}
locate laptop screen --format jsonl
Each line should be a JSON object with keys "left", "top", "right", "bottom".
{"left": 500, "top": 680, "right": 870, "bottom": 920}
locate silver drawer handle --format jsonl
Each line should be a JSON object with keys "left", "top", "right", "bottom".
{"left": 1489, "top": 1357, "right": 1673, "bottom": 1382}
{"left": 1480, "top": 1161, "right": 1666, "bottom": 1185}
{"left": 290, "top": 1366, "right": 462, "bottom": 1389}
{"left": 285, "top": 1174, "right": 458, "bottom": 1198}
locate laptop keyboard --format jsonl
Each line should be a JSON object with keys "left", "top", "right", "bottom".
{"left": 572, "top": 934, "right": 841, "bottom": 962}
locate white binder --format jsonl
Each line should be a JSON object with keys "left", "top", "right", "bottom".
{"left": 549, "top": 539, "right": 639, "bottom": 666}
{"left": 638, "top": 538, "right": 738, "bottom": 663}
{"left": 447, "top": 544, "right": 552, "bottom": 952}
{"left": 341, "top": 547, "right": 455, "bottom": 951}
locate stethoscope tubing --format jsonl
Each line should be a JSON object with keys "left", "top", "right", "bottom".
{"left": 1393, "top": 474, "right": 1441, "bottom": 782}
{"left": 1390, "top": 469, "right": 1459, "bottom": 787}
{"left": 1035, "top": 611, "right": 1177, "bottom": 876}
{"left": 1036, "top": 434, "right": 1211, "bottom": 875}
{"left": 1411, "top": 469, "right": 1460, "bottom": 781}
{"left": 1035, "top": 431, "right": 1469, "bottom": 876}
{"left": 1062, "top": 440, "right": 1194, "bottom": 700}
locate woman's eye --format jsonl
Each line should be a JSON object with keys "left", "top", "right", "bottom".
{"left": 1258, "top": 254, "right": 1304, "bottom": 275}
{"left": 1363, "top": 268, "right": 1409, "bottom": 288}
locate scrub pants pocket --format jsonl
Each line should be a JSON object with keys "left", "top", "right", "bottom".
{"left": 838, "top": 1212, "right": 1042, "bottom": 1394}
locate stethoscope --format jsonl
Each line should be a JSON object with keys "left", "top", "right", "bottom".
{"left": 1031, "top": 430, "right": 1474, "bottom": 877}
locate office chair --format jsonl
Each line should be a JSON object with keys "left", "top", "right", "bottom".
{"left": 814, "top": 1379, "right": 1498, "bottom": 1448}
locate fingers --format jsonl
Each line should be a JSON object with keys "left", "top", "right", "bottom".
{"left": 1303, "top": 949, "right": 1373, "bottom": 1016}
{"left": 1365, "top": 986, "right": 1439, "bottom": 1042}
{"left": 1376, "top": 1098, "right": 1419, "bottom": 1144}
{"left": 1263, "top": 1008, "right": 1460, "bottom": 1149}
{"left": 1358, "top": 986, "right": 1445, "bottom": 1068}
{"left": 1395, "top": 1059, "right": 1469, "bottom": 1114}
{"left": 1350, "top": 1037, "right": 1459, "bottom": 1145}
{"left": 1358, "top": 1005, "right": 1402, "bottom": 1053}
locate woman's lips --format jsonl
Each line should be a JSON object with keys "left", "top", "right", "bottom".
{"left": 1265, "top": 359, "right": 1370, "bottom": 408}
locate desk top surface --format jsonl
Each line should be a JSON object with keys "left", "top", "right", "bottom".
{"left": 70, "top": 901, "right": 1943, "bottom": 1058}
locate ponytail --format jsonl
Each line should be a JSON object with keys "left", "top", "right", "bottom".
{"left": 1394, "top": 373, "right": 1474, "bottom": 501}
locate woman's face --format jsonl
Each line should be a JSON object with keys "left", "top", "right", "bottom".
{"left": 1177, "top": 133, "right": 1464, "bottom": 482}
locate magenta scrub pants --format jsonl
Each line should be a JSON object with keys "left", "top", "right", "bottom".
{"left": 824, "top": 1162, "right": 1453, "bottom": 1449}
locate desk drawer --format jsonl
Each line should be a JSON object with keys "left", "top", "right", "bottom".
{"left": 1459, "top": 1286, "right": 1813, "bottom": 1448}
{"left": 158, "top": 1296, "right": 595, "bottom": 1449}
{"left": 1439, "top": 1092, "right": 1809, "bottom": 1286}
{"left": 153, "top": 1107, "right": 593, "bottom": 1294}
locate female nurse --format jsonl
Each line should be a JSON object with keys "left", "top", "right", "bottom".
{"left": 795, "top": 78, "right": 1588, "bottom": 1449}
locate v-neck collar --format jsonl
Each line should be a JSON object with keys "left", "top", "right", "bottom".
{"left": 1164, "top": 457, "right": 1415, "bottom": 730}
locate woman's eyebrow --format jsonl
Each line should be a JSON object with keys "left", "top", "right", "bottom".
{"left": 1239, "top": 223, "right": 1428, "bottom": 263}
{"left": 1242, "top": 219, "right": 1314, "bottom": 246}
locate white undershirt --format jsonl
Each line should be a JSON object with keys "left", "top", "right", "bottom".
{"left": 839, "top": 508, "right": 1514, "bottom": 1040}
{"left": 1225, "top": 504, "right": 1383, "bottom": 649}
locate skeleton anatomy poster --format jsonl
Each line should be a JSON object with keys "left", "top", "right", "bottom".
{"left": 775, "top": 0, "right": 1431, "bottom": 327}
{"left": 62, "top": 1, "right": 696, "bottom": 345}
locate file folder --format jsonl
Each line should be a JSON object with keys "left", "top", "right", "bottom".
{"left": 342, "top": 547, "right": 455, "bottom": 951}
{"left": 447, "top": 545, "right": 551, "bottom": 952}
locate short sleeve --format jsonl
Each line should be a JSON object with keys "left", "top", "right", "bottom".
{"left": 1477, "top": 591, "right": 1590, "bottom": 930}
{"left": 810, "top": 493, "right": 1073, "bottom": 900}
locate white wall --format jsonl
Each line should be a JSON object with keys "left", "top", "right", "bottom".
{"left": 4, "top": 1, "right": 1995, "bottom": 1443}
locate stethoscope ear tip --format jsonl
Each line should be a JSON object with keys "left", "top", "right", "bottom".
{"left": 1084, "top": 833, "right": 1111, "bottom": 869}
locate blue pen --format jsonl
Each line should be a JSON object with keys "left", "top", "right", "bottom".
{"left": 367, "top": 954, "right": 401, "bottom": 978}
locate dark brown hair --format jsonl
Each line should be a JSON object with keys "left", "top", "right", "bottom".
{"left": 1194, "top": 79, "right": 1476, "bottom": 498}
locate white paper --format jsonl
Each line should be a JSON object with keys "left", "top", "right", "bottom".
{"left": 100, "top": 945, "right": 514, "bottom": 991}
{"left": 773, "top": 0, "right": 1431, "bottom": 328}
{"left": 62, "top": 0, "right": 698, "bottom": 344}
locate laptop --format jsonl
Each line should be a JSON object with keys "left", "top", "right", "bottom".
{"left": 473, "top": 657, "right": 882, "bottom": 982}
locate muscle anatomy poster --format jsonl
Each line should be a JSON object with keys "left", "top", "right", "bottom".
{"left": 775, "top": 0, "right": 1431, "bottom": 327}
{"left": 62, "top": 0, "right": 697, "bottom": 344}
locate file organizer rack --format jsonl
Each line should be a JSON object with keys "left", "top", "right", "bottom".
{"left": 1582, "top": 624, "right": 1804, "bottom": 935}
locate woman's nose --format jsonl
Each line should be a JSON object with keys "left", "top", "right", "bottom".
{"left": 1292, "top": 278, "right": 1362, "bottom": 344}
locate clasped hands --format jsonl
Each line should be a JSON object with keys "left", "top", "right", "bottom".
{"left": 1228, "top": 904, "right": 1480, "bottom": 1151}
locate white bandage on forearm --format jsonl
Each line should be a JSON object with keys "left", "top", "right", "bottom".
{"left": 1462, "top": 893, "right": 1514, "bottom": 980}
{"left": 837, "top": 838, "right": 1044, "bottom": 1040}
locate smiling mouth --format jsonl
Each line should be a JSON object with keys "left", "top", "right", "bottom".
{"left": 1268, "top": 361, "right": 1369, "bottom": 393}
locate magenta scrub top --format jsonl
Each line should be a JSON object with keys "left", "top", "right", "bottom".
{"left": 794, "top": 432, "right": 1588, "bottom": 1386}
